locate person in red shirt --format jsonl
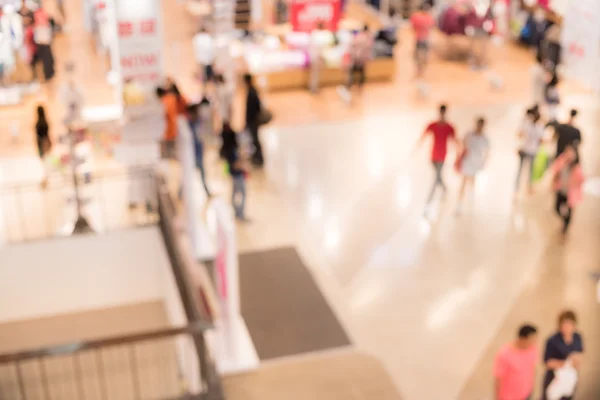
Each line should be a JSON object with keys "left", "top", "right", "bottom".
{"left": 410, "top": 4, "right": 435, "bottom": 78}
{"left": 416, "top": 104, "right": 456, "bottom": 207}
{"left": 494, "top": 324, "right": 539, "bottom": 400}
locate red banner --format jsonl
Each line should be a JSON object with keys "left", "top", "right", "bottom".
{"left": 290, "top": 0, "right": 342, "bottom": 32}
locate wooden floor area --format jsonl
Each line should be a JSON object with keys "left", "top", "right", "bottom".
{"left": 0, "top": 301, "right": 168, "bottom": 354}
{"left": 223, "top": 349, "right": 402, "bottom": 400}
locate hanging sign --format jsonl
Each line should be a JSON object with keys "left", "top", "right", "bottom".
{"left": 289, "top": 0, "right": 342, "bottom": 32}
{"left": 115, "top": 0, "right": 164, "bottom": 95}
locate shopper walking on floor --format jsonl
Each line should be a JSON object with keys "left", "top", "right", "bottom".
{"left": 544, "top": 72, "right": 560, "bottom": 122}
{"left": 530, "top": 54, "right": 547, "bottom": 107}
{"left": 220, "top": 123, "right": 249, "bottom": 221}
{"left": 244, "top": 73, "right": 264, "bottom": 167}
{"left": 515, "top": 107, "right": 544, "bottom": 195}
{"left": 415, "top": 104, "right": 456, "bottom": 210}
{"left": 554, "top": 109, "right": 582, "bottom": 159}
{"left": 339, "top": 25, "right": 372, "bottom": 104}
{"left": 309, "top": 21, "right": 328, "bottom": 94}
{"left": 455, "top": 117, "right": 490, "bottom": 214}
{"left": 541, "top": 23, "right": 562, "bottom": 72}
{"left": 193, "top": 27, "right": 216, "bottom": 87}
{"left": 542, "top": 311, "right": 584, "bottom": 400}
{"left": 35, "top": 105, "right": 51, "bottom": 159}
{"left": 156, "top": 86, "right": 178, "bottom": 159}
{"left": 35, "top": 104, "right": 51, "bottom": 188}
{"left": 410, "top": 4, "right": 435, "bottom": 79}
{"left": 551, "top": 144, "right": 584, "bottom": 234}
{"left": 186, "top": 103, "right": 211, "bottom": 197}
{"left": 215, "top": 74, "right": 233, "bottom": 124}
{"left": 494, "top": 324, "right": 538, "bottom": 400}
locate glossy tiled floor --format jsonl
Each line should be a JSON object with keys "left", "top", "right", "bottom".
{"left": 1, "top": 0, "right": 600, "bottom": 399}
{"left": 223, "top": 349, "right": 402, "bottom": 400}
{"left": 227, "top": 96, "right": 600, "bottom": 399}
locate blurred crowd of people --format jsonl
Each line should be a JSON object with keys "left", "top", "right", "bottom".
{"left": 156, "top": 27, "right": 270, "bottom": 221}
{"left": 417, "top": 99, "right": 583, "bottom": 234}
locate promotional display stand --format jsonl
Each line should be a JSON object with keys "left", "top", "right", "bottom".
{"left": 206, "top": 199, "right": 259, "bottom": 375}
{"left": 176, "top": 117, "right": 215, "bottom": 261}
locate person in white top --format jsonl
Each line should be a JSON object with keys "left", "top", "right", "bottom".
{"left": 309, "top": 21, "right": 332, "bottom": 94}
{"left": 192, "top": 27, "right": 216, "bottom": 84}
{"left": 515, "top": 107, "right": 544, "bottom": 194}
{"left": 456, "top": 117, "right": 490, "bottom": 214}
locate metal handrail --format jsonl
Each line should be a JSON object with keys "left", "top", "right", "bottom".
{"left": 0, "top": 172, "right": 224, "bottom": 399}
{"left": 156, "top": 173, "right": 223, "bottom": 397}
{"left": 0, "top": 165, "right": 156, "bottom": 193}
{"left": 0, "top": 321, "right": 212, "bottom": 364}
{"left": 0, "top": 165, "right": 159, "bottom": 244}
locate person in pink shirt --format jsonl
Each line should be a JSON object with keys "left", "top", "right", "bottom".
{"left": 410, "top": 4, "right": 435, "bottom": 77}
{"left": 494, "top": 324, "right": 539, "bottom": 400}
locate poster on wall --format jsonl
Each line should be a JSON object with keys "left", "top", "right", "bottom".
{"left": 115, "top": 0, "right": 165, "bottom": 117}
{"left": 560, "top": 0, "right": 600, "bottom": 92}
{"left": 289, "top": 0, "right": 341, "bottom": 32}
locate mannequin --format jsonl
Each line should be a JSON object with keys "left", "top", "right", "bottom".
{"left": 60, "top": 63, "right": 84, "bottom": 125}
{"left": 0, "top": 4, "right": 24, "bottom": 81}
{"left": 1, "top": 5, "right": 24, "bottom": 49}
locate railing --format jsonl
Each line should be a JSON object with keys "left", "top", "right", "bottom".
{"left": 0, "top": 172, "right": 224, "bottom": 400}
{"left": 0, "top": 323, "right": 211, "bottom": 400}
{"left": 0, "top": 167, "right": 157, "bottom": 244}
{"left": 155, "top": 173, "right": 222, "bottom": 398}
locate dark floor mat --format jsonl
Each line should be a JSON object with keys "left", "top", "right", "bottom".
{"left": 239, "top": 247, "right": 351, "bottom": 360}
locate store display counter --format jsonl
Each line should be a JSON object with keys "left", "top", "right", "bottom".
{"left": 263, "top": 57, "right": 395, "bottom": 91}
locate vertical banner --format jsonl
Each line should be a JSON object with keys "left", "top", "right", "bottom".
{"left": 289, "top": 0, "right": 342, "bottom": 32}
{"left": 115, "top": 0, "right": 165, "bottom": 112}
{"left": 206, "top": 199, "right": 259, "bottom": 375}
{"left": 560, "top": 0, "right": 600, "bottom": 92}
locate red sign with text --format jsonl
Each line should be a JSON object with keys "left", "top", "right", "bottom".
{"left": 117, "top": 18, "right": 163, "bottom": 84}
{"left": 290, "top": 0, "right": 341, "bottom": 32}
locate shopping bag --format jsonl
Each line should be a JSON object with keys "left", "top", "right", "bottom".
{"left": 532, "top": 147, "right": 549, "bottom": 182}
{"left": 258, "top": 108, "right": 273, "bottom": 126}
{"left": 546, "top": 363, "right": 577, "bottom": 400}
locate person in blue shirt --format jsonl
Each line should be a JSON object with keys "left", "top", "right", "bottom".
{"left": 220, "top": 123, "right": 248, "bottom": 221}
{"left": 541, "top": 310, "right": 584, "bottom": 400}
{"left": 186, "top": 103, "right": 211, "bottom": 197}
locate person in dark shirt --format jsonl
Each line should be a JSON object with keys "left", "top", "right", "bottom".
{"left": 555, "top": 109, "right": 582, "bottom": 158}
{"left": 35, "top": 105, "right": 50, "bottom": 158}
{"left": 541, "top": 310, "right": 584, "bottom": 400}
{"left": 244, "top": 74, "right": 263, "bottom": 167}
{"left": 220, "top": 123, "right": 248, "bottom": 221}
